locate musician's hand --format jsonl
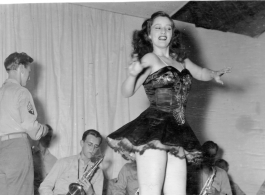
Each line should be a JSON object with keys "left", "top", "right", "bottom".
{"left": 78, "top": 178, "right": 91, "bottom": 193}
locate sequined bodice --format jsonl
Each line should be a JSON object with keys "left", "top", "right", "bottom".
{"left": 143, "top": 66, "right": 192, "bottom": 124}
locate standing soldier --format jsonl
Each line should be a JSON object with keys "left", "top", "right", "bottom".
{"left": 0, "top": 52, "right": 48, "bottom": 195}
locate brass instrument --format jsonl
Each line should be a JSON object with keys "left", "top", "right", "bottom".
{"left": 66, "top": 157, "right": 104, "bottom": 195}
{"left": 199, "top": 166, "right": 216, "bottom": 195}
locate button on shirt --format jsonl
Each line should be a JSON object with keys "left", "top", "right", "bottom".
{"left": 0, "top": 79, "right": 47, "bottom": 140}
{"left": 39, "top": 154, "right": 104, "bottom": 195}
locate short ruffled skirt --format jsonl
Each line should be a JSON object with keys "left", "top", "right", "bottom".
{"left": 107, "top": 107, "right": 202, "bottom": 164}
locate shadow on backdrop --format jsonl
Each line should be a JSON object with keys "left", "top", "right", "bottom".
{"left": 179, "top": 30, "right": 246, "bottom": 143}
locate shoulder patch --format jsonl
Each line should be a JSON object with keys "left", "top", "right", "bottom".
{"left": 27, "top": 102, "right": 34, "bottom": 115}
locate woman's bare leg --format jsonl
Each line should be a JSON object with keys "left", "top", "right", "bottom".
{"left": 136, "top": 149, "right": 167, "bottom": 195}
{"left": 163, "top": 147, "right": 187, "bottom": 195}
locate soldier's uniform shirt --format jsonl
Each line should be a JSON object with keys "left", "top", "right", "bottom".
{"left": 0, "top": 78, "right": 47, "bottom": 139}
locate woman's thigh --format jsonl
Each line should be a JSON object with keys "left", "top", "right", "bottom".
{"left": 163, "top": 147, "right": 187, "bottom": 195}
{"left": 136, "top": 149, "right": 167, "bottom": 195}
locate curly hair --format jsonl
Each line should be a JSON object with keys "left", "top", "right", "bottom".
{"left": 131, "top": 11, "right": 187, "bottom": 63}
{"left": 4, "top": 52, "right": 33, "bottom": 71}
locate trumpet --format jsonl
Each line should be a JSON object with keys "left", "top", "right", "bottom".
{"left": 66, "top": 157, "right": 104, "bottom": 195}
{"left": 199, "top": 166, "right": 216, "bottom": 195}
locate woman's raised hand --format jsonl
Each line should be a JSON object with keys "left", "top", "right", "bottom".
{"left": 213, "top": 66, "right": 232, "bottom": 85}
{"left": 128, "top": 54, "right": 144, "bottom": 77}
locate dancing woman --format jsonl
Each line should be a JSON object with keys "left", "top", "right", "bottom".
{"left": 107, "top": 11, "right": 231, "bottom": 195}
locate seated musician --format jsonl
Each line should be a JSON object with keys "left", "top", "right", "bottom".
{"left": 187, "top": 141, "right": 232, "bottom": 195}
{"left": 106, "top": 160, "right": 164, "bottom": 195}
{"left": 39, "top": 129, "right": 104, "bottom": 195}
{"left": 106, "top": 161, "right": 138, "bottom": 195}
{"left": 32, "top": 124, "right": 57, "bottom": 195}
{"left": 215, "top": 159, "right": 246, "bottom": 195}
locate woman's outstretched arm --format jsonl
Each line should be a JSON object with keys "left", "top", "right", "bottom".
{"left": 185, "top": 58, "right": 231, "bottom": 85}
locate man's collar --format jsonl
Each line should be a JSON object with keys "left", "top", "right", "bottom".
{"left": 5, "top": 78, "right": 20, "bottom": 85}
{"left": 79, "top": 153, "right": 91, "bottom": 165}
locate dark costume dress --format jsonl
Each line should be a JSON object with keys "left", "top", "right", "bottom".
{"left": 107, "top": 65, "right": 202, "bottom": 164}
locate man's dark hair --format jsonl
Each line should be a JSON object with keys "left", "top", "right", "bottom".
{"left": 215, "top": 158, "right": 229, "bottom": 168}
{"left": 40, "top": 124, "right": 54, "bottom": 148}
{"left": 82, "top": 129, "right": 102, "bottom": 145}
{"left": 201, "top": 141, "right": 219, "bottom": 158}
{"left": 201, "top": 141, "right": 219, "bottom": 167}
{"left": 4, "top": 52, "right": 33, "bottom": 71}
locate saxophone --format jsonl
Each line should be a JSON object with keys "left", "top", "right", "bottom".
{"left": 66, "top": 157, "right": 104, "bottom": 195}
{"left": 199, "top": 166, "right": 216, "bottom": 195}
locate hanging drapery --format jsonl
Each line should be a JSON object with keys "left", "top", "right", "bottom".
{"left": 0, "top": 3, "right": 146, "bottom": 178}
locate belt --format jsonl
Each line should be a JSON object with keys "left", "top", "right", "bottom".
{"left": 0, "top": 132, "right": 27, "bottom": 141}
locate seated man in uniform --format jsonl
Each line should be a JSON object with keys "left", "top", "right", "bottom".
{"left": 187, "top": 141, "right": 232, "bottom": 195}
{"left": 215, "top": 159, "right": 246, "bottom": 195}
{"left": 39, "top": 129, "right": 104, "bottom": 195}
{"left": 107, "top": 161, "right": 138, "bottom": 195}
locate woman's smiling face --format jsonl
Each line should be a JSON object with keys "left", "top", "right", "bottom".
{"left": 149, "top": 16, "right": 173, "bottom": 49}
